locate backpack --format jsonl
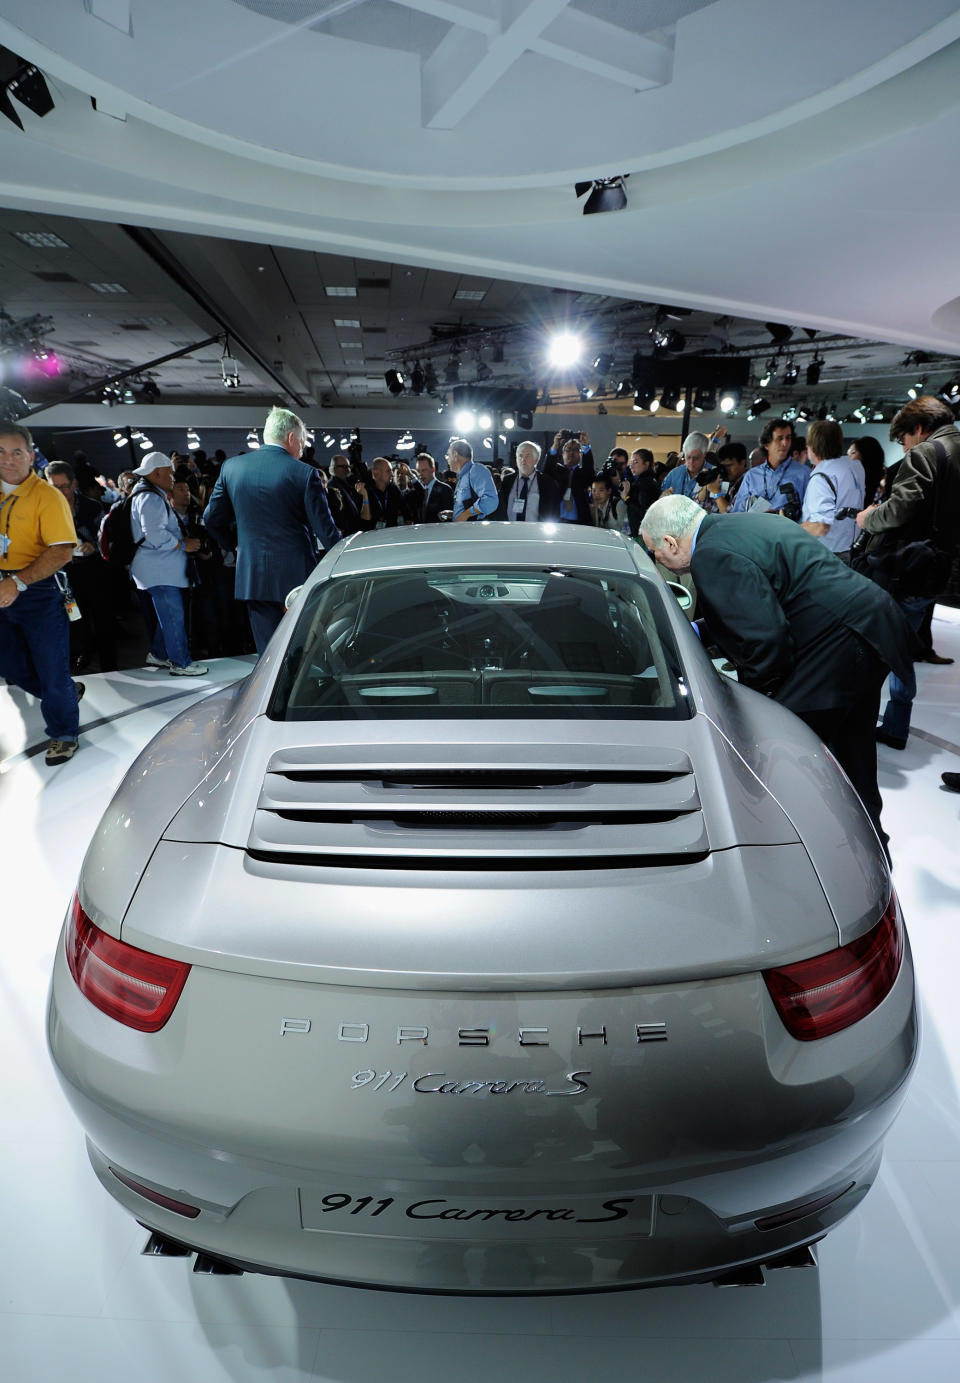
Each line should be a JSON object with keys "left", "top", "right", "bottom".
{"left": 98, "top": 486, "right": 147, "bottom": 566}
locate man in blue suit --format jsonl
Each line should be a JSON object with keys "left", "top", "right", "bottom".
{"left": 203, "top": 407, "right": 340, "bottom": 654}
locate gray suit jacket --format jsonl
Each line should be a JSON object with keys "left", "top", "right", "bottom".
{"left": 691, "top": 513, "right": 916, "bottom": 712}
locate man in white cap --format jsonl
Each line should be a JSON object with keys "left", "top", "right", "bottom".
{"left": 128, "top": 452, "right": 208, "bottom": 676}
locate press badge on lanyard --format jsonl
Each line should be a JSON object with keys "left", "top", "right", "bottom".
{"left": 0, "top": 492, "right": 16, "bottom": 558}
{"left": 0, "top": 533, "right": 9, "bottom": 559}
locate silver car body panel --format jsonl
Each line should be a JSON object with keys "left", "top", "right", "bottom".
{"left": 48, "top": 526, "right": 917, "bottom": 1291}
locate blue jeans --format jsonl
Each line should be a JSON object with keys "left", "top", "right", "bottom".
{"left": 0, "top": 576, "right": 79, "bottom": 740}
{"left": 880, "top": 597, "right": 931, "bottom": 740}
{"left": 138, "top": 585, "right": 191, "bottom": 668}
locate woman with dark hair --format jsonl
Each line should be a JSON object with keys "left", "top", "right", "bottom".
{"left": 848, "top": 436, "right": 886, "bottom": 505}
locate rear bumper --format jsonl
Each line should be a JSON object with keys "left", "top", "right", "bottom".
{"left": 48, "top": 928, "right": 918, "bottom": 1292}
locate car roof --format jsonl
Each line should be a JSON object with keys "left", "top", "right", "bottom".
{"left": 326, "top": 523, "right": 645, "bottom": 578}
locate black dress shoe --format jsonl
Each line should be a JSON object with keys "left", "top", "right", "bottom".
{"left": 875, "top": 728, "right": 907, "bottom": 750}
{"left": 922, "top": 651, "right": 955, "bottom": 665}
{"left": 942, "top": 772, "right": 960, "bottom": 792}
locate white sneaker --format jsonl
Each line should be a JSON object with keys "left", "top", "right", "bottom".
{"left": 145, "top": 652, "right": 171, "bottom": 669}
{"left": 169, "top": 662, "right": 209, "bottom": 677}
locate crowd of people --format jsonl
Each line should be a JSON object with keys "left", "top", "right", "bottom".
{"left": 1, "top": 398, "right": 958, "bottom": 818}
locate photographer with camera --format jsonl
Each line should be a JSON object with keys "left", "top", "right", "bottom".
{"left": 801, "top": 420, "right": 864, "bottom": 562}
{"left": 542, "top": 431, "right": 595, "bottom": 525}
{"left": 731, "top": 417, "right": 810, "bottom": 519}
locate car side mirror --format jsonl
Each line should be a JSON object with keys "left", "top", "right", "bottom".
{"left": 665, "top": 581, "right": 693, "bottom": 612}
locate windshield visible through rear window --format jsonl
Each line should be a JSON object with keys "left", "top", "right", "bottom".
{"left": 268, "top": 567, "right": 691, "bottom": 720}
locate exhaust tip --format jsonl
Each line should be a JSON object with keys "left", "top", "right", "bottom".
{"left": 765, "top": 1244, "right": 818, "bottom": 1271}
{"left": 141, "top": 1232, "right": 191, "bottom": 1258}
{"left": 193, "top": 1252, "right": 243, "bottom": 1276}
{"left": 712, "top": 1264, "right": 766, "bottom": 1288}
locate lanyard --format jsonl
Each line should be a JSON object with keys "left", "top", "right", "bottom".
{"left": 0, "top": 492, "right": 19, "bottom": 536}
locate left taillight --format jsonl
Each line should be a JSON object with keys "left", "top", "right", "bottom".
{"left": 65, "top": 894, "right": 191, "bottom": 1033}
{"left": 763, "top": 891, "right": 904, "bottom": 1041}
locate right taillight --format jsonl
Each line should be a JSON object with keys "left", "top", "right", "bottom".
{"left": 763, "top": 892, "right": 903, "bottom": 1041}
{"left": 65, "top": 893, "right": 191, "bottom": 1033}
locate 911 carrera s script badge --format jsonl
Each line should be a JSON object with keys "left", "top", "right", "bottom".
{"left": 351, "top": 1068, "right": 590, "bottom": 1096}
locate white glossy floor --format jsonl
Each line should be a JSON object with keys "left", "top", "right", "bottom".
{"left": 2, "top": 618, "right": 959, "bottom": 1383}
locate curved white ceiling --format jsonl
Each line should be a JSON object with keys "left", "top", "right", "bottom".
{"left": 2, "top": 0, "right": 960, "bottom": 354}
{"left": 4, "top": 0, "right": 960, "bottom": 183}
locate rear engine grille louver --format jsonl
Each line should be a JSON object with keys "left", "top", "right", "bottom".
{"left": 246, "top": 754, "right": 709, "bottom": 871}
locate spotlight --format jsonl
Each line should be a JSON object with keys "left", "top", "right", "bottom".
{"left": 221, "top": 346, "right": 240, "bottom": 389}
{"left": 408, "top": 362, "right": 425, "bottom": 395}
{"left": 247, "top": 429, "right": 261, "bottom": 449}
{"left": 765, "top": 323, "right": 793, "bottom": 344}
{"left": 796, "top": 404, "right": 812, "bottom": 422}
{"left": 444, "top": 357, "right": 460, "bottom": 383}
{"left": 593, "top": 352, "right": 614, "bottom": 374}
{"left": 750, "top": 395, "right": 771, "bottom": 416}
{"left": 141, "top": 379, "right": 161, "bottom": 401}
{"left": 396, "top": 431, "right": 415, "bottom": 451}
{"left": 502, "top": 413, "right": 516, "bottom": 430}
{"left": 138, "top": 435, "right": 153, "bottom": 450}
{"left": 693, "top": 386, "right": 716, "bottom": 412}
{"left": 907, "top": 376, "right": 927, "bottom": 400}
{"left": 517, "top": 409, "right": 534, "bottom": 429}
{"left": 483, "top": 436, "right": 493, "bottom": 449}
{"left": 548, "top": 332, "right": 583, "bottom": 368}
{"left": 323, "top": 433, "right": 335, "bottom": 447}
{"left": 940, "top": 377, "right": 960, "bottom": 406}
{"left": 652, "top": 328, "right": 685, "bottom": 354}
{"left": 113, "top": 430, "right": 126, "bottom": 448}
{"left": 384, "top": 368, "right": 405, "bottom": 396}
{"left": 339, "top": 435, "right": 350, "bottom": 447}
{"left": 423, "top": 362, "right": 439, "bottom": 393}
{"left": 436, "top": 400, "right": 447, "bottom": 416}
{"left": 2, "top": 59, "right": 54, "bottom": 128}
{"left": 476, "top": 411, "right": 493, "bottom": 430}
{"left": 454, "top": 409, "right": 476, "bottom": 432}
{"left": 783, "top": 358, "right": 799, "bottom": 384}
{"left": 759, "top": 359, "right": 776, "bottom": 388}
{"left": 660, "top": 386, "right": 681, "bottom": 411}
{"left": 186, "top": 428, "right": 200, "bottom": 451}
{"left": 806, "top": 356, "right": 823, "bottom": 386}
{"left": 782, "top": 404, "right": 798, "bottom": 422}
{"left": 574, "top": 176, "right": 628, "bottom": 215}
{"left": 719, "top": 389, "right": 740, "bottom": 414}
{"left": 122, "top": 386, "right": 136, "bottom": 405}
{"left": 615, "top": 380, "right": 632, "bottom": 398}
{"left": 633, "top": 386, "right": 655, "bottom": 411}
{"left": 872, "top": 405, "right": 888, "bottom": 422}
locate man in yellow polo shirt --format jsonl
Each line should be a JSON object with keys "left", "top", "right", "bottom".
{"left": 0, "top": 422, "right": 83, "bottom": 765}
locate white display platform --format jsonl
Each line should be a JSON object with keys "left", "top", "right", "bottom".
{"left": 2, "top": 614, "right": 959, "bottom": 1383}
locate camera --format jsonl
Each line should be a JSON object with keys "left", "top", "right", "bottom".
{"left": 778, "top": 482, "right": 803, "bottom": 523}
{"left": 559, "top": 429, "right": 576, "bottom": 444}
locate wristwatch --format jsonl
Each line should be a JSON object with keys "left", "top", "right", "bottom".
{"left": 6, "top": 574, "right": 26, "bottom": 593}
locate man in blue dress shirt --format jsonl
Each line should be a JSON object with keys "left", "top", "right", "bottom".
{"left": 732, "top": 417, "right": 810, "bottom": 519}
{"left": 447, "top": 439, "right": 498, "bottom": 521}
{"left": 660, "top": 432, "right": 710, "bottom": 499}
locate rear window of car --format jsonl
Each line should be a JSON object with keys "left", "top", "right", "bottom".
{"left": 267, "top": 566, "right": 692, "bottom": 721}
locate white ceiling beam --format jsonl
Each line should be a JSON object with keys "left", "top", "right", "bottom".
{"left": 532, "top": 8, "right": 673, "bottom": 89}
{"left": 82, "top": 0, "right": 132, "bottom": 36}
{"left": 386, "top": 0, "right": 500, "bottom": 35}
{"left": 421, "top": 0, "right": 570, "bottom": 129}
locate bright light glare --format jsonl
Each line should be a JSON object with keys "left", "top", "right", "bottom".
{"left": 548, "top": 332, "right": 582, "bottom": 368}
{"left": 477, "top": 412, "right": 493, "bottom": 430}
{"left": 455, "top": 410, "right": 476, "bottom": 431}
{"left": 502, "top": 414, "right": 516, "bottom": 430}
{"left": 719, "top": 392, "right": 738, "bottom": 414}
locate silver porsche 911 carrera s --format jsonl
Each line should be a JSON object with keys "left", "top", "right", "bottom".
{"left": 48, "top": 524, "right": 917, "bottom": 1293}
